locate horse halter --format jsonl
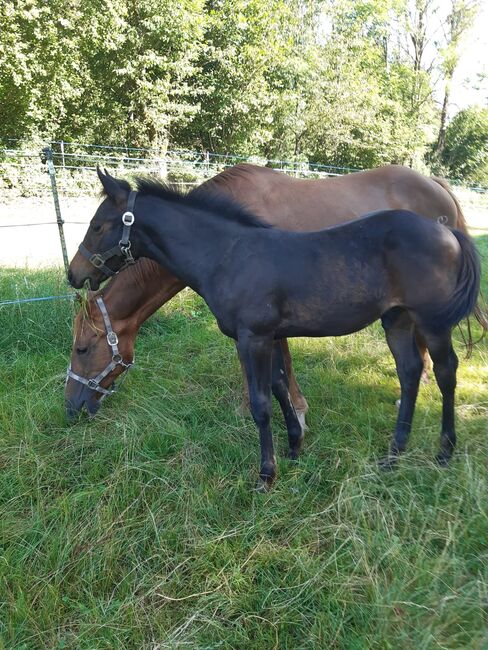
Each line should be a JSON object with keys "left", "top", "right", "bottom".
{"left": 78, "top": 190, "right": 138, "bottom": 277}
{"left": 66, "top": 295, "right": 134, "bottom": 398}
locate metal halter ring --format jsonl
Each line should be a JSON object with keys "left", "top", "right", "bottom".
{"left": 122, "top": 211, "right": 135, "bottom": 226}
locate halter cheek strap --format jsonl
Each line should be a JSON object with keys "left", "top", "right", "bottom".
{"left": 78, "top": 190, "right": 138, "bottom": 277}
{"left": 66, "top": 295, "right": 134, "bottom": 398}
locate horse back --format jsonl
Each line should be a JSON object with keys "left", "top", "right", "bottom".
{"left": 196, "top": 164, "right": 459, "bottom": 231}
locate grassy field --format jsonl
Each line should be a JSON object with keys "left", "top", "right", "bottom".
{"left": 0, "top": 236, "right": 487, "bottom": 649}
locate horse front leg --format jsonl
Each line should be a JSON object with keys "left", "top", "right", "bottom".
{"left": 237, "top": 330, "right": 276, "bottom": 490}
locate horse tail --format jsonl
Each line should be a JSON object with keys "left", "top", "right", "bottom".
{"left": 431, "top": 229, "right": 481, "bottom": 339}
{"left": 431, "top": 176, "right": 488, "bottom": 331}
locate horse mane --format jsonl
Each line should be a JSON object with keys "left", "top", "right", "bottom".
{"left": 102, "top": 174, "right": 272, "bottom": 230}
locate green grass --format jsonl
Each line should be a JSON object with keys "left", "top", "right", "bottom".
{"left": 1, "top": 237, "right": 487, "bottom": 649}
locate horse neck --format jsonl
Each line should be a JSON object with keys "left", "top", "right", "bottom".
{"left": 101, "top": 258, "right": 184, "bottom": 328}
{"left": 137, "top": 195, "right": 246, "bottom": 291}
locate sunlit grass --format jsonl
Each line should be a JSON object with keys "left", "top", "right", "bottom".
{"left": 0, "top": 237, "right": 487, "bottom": 648}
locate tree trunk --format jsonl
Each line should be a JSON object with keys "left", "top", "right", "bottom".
{"left": 436, "top": 84, "right": 451, "bottom": 157}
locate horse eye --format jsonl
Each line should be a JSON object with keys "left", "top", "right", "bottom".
{"left": 76, "top": 346, "right": 88, "bottom": 355}
{"left": 92, "top": 224, "right": 103, "bottom": 234}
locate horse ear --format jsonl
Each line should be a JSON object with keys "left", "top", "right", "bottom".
{"left": 96, "top": 166, "right": 128, "bottom": 204}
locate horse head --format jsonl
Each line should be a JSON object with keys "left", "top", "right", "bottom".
{"left": 68, "top": 168, "right": 137, "bottom": 291}
{"left": 65, "top": 292, "right": 135, "bottom": 419}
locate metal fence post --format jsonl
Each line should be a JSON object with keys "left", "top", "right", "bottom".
{"left": 43, "top": 146, "right": 70, "bottom": 276}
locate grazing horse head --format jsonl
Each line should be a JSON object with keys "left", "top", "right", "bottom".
{"left": 68, "top": 168, "right": 136, "bottom": 291}
{"left": 65, "top": 292, "right": 136, "bottom": 418}
{"left": 65, "top": 258, "right": 185, "bottom": 419}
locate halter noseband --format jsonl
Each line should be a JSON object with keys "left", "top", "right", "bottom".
{"left": 66, "top": 295, "right": 134, "bottom": 398}
{"left": 78, "top": 190, "right": 138, "bottom": 277}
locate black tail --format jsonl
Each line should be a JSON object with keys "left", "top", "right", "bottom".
{"left": 433, "top": 229, "right": 481, "bottom": 332}
{"left": 431, "top": 177, "right": 488, "bottom": 331}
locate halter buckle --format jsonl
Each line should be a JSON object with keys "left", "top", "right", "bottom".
{"left": 87, "top": 379, "right": 99, "bottom": 390}
{"left": 107, "top": 331, "right": 118, "bottom": 346}
{"left": 122, "top": 211, "right": 135, "bottom": 226}
{"left": 90, "top": 253, "right": 106, "bottom": 269}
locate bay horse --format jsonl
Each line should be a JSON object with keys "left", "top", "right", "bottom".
{"left": 67, "top": 169, "right": 481, "bottom": 488}
{"left": 66, "top": 164, "right": 485, "bottom": 420}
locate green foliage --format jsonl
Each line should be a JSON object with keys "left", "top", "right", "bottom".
{"left": 0, "top": 0, "right": 206, "bottom": 147}
{"left": 440, "top": 106, "right": 488, "bottom": 185}
{"left": 0, "top": 1, "right": 484, "bottom": 180}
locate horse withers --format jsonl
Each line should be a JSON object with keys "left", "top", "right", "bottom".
{"left": 68, "top": 170, "right": 481, "bottom": 488}
{"left": 65, "top": 163, "right": 485, "bottom": 420}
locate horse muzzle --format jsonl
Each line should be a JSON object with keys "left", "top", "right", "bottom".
{"left": 67, "top": 256, "right": 105, "bottom": 291}
{"left": 65, "top": 381, "right": 103, "bottom": 420}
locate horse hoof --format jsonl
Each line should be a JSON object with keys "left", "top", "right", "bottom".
{"left": 378, "top": 455, "right": 398, "bottom": 471}
{"left": 288, "top": 450, "right": 299, "bottom": 462}
{"left": 255, "top": 477, "right": 273, "bottom": 493}
{"left": 435, "top": 453, "right": 451, "bottom": 467}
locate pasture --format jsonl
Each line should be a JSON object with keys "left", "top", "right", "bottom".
{"left": 0, "top": 232, "right": 487, "bottom": 649}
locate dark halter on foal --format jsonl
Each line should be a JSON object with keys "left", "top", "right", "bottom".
{"left": 78, "top": 190, "right": 138, "bottom": 277}
{"left": 66, "top": 295, "right": 134, "bottom": 398}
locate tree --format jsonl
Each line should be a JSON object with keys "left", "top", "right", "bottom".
{"left": 434, "top": 0, "right": 480, "bottom": 158}
{"left": 440, "top": 105, "right": 488, "bottom": 184}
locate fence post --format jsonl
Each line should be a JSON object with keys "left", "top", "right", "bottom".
{"left": 43, "top": 146, "right": 70, "bottom": 276}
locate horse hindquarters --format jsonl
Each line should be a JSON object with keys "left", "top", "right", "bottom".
{"left": 402, "top": 227, "right": 479, "bottom": 465}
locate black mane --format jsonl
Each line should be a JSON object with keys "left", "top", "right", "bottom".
{"left": 105, "top": 175, "right": 272, "bottom": 229}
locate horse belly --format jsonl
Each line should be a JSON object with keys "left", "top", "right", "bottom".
{"left": 276, "top": 295, "right": 382, "bottom": 338}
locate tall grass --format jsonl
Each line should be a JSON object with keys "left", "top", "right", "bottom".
{"left": 0, "top": 237, "right": 487, "bottom": 649}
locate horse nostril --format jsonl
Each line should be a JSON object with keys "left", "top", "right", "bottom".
{"left": 76, "top": 346, "right": 88, "bottom": 355}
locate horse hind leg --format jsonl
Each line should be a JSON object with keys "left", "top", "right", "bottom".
{"left": 415, "top": 329, "right": 432, "bottom": 384}
{"left": 422, "top": 330, "right": 458, "bottom": 466}
{"left": 271, "top": 341, "right": 304, "bottom": 461}
{"left": 396, "top": 327, "right": 430, "bottom": 409}
{"left": 380, "top": 308, "right": 424, "bottom": 470}
{"left": 280, "top": 338, "right": 309, "bottom": 431}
